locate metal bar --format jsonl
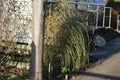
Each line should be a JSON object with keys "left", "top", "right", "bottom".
{"left": 109, "top": 7, "right": 112, "bottom": 28}
{"left": 102, "top": 6, "right": 105, "bottom": 27}
{"left": 117, "top": 15, "right": 120, "bottom": 31}
{"left": 47, "top": 1, "right": 105, "bottom": 6}
{"left": 96, "top": 5, "right": 99, "bottom": 29}
{"left": 87, "top": 4, "right": 90, "bottom": 26}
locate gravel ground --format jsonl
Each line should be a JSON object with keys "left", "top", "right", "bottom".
{"left": 73, "top": 37, "right": 120, "bottom": 80}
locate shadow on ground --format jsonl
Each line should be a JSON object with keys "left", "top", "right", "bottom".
{"left": 74, "top": 30, "right": 120, "bottom": 80}
{"left": 80, "top": 72, "right": 120, "bottom": 80}
{"left": 91, "top": 29, "right": 120, "bottom": 61}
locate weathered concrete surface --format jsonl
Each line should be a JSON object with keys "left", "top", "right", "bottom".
{"left": 74, "top": 37, "right": 120, "bottom": 80}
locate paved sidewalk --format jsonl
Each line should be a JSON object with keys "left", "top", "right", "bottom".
{"left": 74, "top": 37, "right": 120, "bottom": 80}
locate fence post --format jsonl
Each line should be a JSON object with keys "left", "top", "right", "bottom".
{"left": 109, "top": 7, "right": 112, "bottom": 28}
{"left": 96, "top": 5, "right": 99, "bottom": 29}
{"left": 30, "top": 0, "right": 45, "bottom": 80}
{"left": 103, "top": 7, "right": 105, "bottom": 27}
{"left": 117, "top": 15, "right": 120, "bottom": 31}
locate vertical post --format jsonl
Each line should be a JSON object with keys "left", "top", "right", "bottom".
{"left": 117, "top": 15, "right": 119, "bottom": 31}
{"left": 31, "top": 0, "right": 45, "bottom": 80}
{"left": 96, "top": 5, "right": 99, "bottom": 29}
{"left": 87, "top": 4, "right": 89, "bottom": 26}
{"left": 75, "top": 0, "right": 78, "bottom": 9}
{"left": 103, "top": 7, "right": 105, "bottom": 27}
{"left": 109, "top": 7, "right": 112, "bottom": 28}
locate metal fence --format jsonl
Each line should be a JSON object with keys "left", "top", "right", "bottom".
{"left": 117, "top": 14, "right": 120, "bottom": 32}
{"left": 47, "top": 1, "right": 120, "bottom": 32}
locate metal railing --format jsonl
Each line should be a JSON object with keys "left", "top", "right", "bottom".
{"left": 47, "top": 1, "right": 120, "bottom": 32}
{"left": 117, "top": 14, "right": 120, "bottom": 32}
